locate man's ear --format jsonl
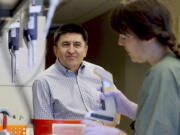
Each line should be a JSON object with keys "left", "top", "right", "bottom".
{"left": 53, "top": 45, "right": 58, "bottom": 57}
{"left": 144, "top": 37, "right": 156, "bottom": 47}
{"left": 84, "top": 44, "right": 88, "bottom": 57}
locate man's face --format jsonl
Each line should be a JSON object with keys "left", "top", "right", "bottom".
{"left": 54, "top": 33, "right": 88, "bottom": 72}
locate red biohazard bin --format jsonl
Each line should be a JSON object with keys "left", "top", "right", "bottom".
{"left": 32, "top": 119, "right": 81, "bottom": 135}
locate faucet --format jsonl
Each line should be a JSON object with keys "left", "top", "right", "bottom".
{"left": 0, "top": 109, "right": 14, "bottom": 135}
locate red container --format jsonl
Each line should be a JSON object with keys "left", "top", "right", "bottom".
{"left": 32, "top": 119, "right": 81, "bottom": 135}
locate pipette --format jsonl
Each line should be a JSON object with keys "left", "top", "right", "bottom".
{"left": 24, "top": 4, "right": 41, "bottom": 68}
{"left": 8, "top": 22, "right": 20, "bottom": 83}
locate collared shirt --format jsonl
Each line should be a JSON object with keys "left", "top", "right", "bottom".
{"left": 32, "top": 59, "right": 113, "bottom": 120}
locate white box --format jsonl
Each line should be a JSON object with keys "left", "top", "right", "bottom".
{"left": 52, "top": 124, "right": 85, "bottom": 135}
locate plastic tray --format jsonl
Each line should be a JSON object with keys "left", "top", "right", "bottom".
{"left": 0, "top": 125, "right": 27, "bottom": 135}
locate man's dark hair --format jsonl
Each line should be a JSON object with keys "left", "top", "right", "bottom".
{"left": 54, "top": 23, "right": 88, "bottom": 45}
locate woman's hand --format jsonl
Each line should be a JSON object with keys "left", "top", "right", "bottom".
{"left": 83, "top": 120, "right": 127, "bottom": 135}
{"left": 101, "top": 90, "right": 137, "bottom": 120}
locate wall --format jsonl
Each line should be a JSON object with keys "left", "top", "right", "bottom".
{"left": 0, "top": 16, "right": 46, "bottom": 126}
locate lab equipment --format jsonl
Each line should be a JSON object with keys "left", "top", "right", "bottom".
{"left": 44, "top": 0, "right": 62, "bottom": 37}
{"left": 0, "top": 109, "right": 14, "bottom": 135}
{"left": 0, "top": 125, "right": 27, "bottom": 135}
{"left": 102, "top": 90, "right": 137, "bottom": 120}
{"left": 52, "top": 123, "right": 85, "bottom": 135}
{"left": 0, "top": 109, "right": 26, "bottom": 135}
{"left": 8, "top": 22, "right": 20, "bottom": 83}
{"left": 32, "top": 119, "right": 81, "bottom": 135}
{"left": 85, "top": 68, "right": 117, "bottom": 123}
{"left": 24, "top": 4, "right": 41, "bottom": 68}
